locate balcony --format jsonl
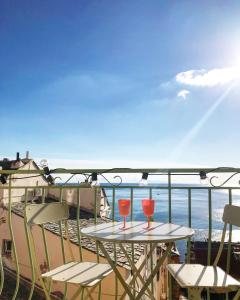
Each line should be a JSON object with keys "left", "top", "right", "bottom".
{"left": 0, "top": 166, "right": 240, "bottom": 300}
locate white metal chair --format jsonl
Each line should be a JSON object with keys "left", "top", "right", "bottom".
{"left": 167, "top": 204, "right": 240, "bottom": 300}
{"left": 25, "top": 202, "right": 113, "bottom": 300}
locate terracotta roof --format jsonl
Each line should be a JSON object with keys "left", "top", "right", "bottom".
{"left": 11, "top": 202, "right": 145, "bottom": 269}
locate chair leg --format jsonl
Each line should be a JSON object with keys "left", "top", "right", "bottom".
{"left": 85, "top": 287, "right": 95, "bottom": 300}
{"left": 188, "top": 288, "right": 203, "bottom": 300}
{"left": 81, "top": 287, "right": 84, "bottom": 300}
{"left": 70, "top": 286, "right": 83, "bottom": 300}
{"left": 38, "top": 276, "right": 52, "bottom": 300}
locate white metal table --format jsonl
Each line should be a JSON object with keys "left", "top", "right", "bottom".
{"left": 81, "top": 221, "right": 194, "bottom": 300}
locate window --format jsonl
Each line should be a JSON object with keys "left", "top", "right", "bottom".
{"left": 2, "top": 239, "right": 12, "bottom": 257}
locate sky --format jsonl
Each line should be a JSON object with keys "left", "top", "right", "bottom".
{"left": 1, "top": 0, "right": 240, "bottom": 170}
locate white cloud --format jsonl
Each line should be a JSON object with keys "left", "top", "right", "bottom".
{"left": 176, "top": 67, "right": 240, "bottom": 87}
{"left": 177, "top": 89, "right": 190, "bottom": 100}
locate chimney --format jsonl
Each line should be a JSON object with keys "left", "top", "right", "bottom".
{"left": 16, "top": 152, "right": 20, "bottom": 161}
{"left": 26, "top": 151, "right": 30, "bottom": 159}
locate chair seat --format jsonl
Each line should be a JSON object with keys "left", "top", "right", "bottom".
{"left": 167, "top": 264, "right": 240, "bottom": 288}
{"left": 42, "top": 261, "right": 113, "bottom": 287}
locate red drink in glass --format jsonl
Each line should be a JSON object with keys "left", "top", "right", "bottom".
{"left": 118, "top": 199, "right": 131, "bottom": 230}
{"left": 142, "top": 199, "right": 155, "bottom": 229}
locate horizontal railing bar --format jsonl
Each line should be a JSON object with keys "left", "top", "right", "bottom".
{"left": 102, "top": 186, "right": 240, "bottom": 189}
{"left": 1, "top": 167, "right": 240, "bottom": 175}
{"left": 0, "top": 185, "right": 240, "bottom": 190}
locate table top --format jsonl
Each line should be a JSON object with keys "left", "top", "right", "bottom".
{"left": 80, "top": 221, "right": 194, "bottom": 243}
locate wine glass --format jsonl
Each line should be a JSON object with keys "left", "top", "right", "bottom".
{"left": 118, "top": 199, "right": 131, "bottom": 230}
{"left": 142, "top": 199, "right": 155, "bottom": 229}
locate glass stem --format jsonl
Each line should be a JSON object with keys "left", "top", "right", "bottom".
{"left": 124, "top": 216, "right": 126, "bottom": 228}
{"left": 148, "top": 216, "right": 150, "bottom": 228}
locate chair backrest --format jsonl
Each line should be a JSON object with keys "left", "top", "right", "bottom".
{"left": 25, "top": 202, "right": 69, "bottom": 225}
{"left": 222, "top": 204, "right": 240, "bottom": 227}
{"left": 24, "top": 202, "right": 70, "bottom": 300}
{"left": 213, "top": 204, "right": 240, "bottom": 266}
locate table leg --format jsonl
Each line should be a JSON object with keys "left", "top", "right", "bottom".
{"left": 118, "top": 243, "right": 156, "bottom": 300}
{"left": 123, "top": 243, "right": 158, "bottom": 291}
{"left": 97, "top": 241, "right": 135, "bottom": 300}
{"left": 135, "top": 242, "right": 173, "bottom": 300}
{"left": 119, "top": 243, "right": 158, "bottom": 300}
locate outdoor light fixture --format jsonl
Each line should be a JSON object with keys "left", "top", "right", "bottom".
{"left": 199, "top": 171, "right": 208, "bottom": 184}
{"left": 43, "top": 167, "right": 50, "bottom": 175}
{"left": 199, "top": 171, "right": 207, "bottom": 180}
{"left": 40, "top": 159, "right": 51, "bottom": 175}
{"left": 91, "top": 172, "right": 100, "bottom": 186}
{"left": 139, "top": 172, "right": 149, "bottom": 186}
{"left": 0, "top": 174, "right": 7, "bottom": 184}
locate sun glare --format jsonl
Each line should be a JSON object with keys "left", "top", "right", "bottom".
{"left": 231, "top": 47, "right": 240, "bottom": 71}
{"left": 230, "top": 55, "right": 240, "bottom": 80}
{"left": 236, "top": 58, "right": 240, "bottom": 71}
{"left": 234, "top": 53, "right": 240, "bottom": 67}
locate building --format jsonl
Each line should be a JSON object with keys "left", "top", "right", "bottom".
{"left": 0, "top": 152, "right": 48, "bottom": 205}
{"left": 0, "top": 152, "right": 110, "bottom": 217}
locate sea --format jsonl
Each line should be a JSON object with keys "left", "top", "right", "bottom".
{"left": 103, "top": 183, "right": 240, "bottom": 261}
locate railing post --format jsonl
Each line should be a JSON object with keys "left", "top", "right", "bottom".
{"left": 186, "top": 188, "right": 192, "bottom": 263}
{"left": 207, "top": 189, "right": 212, "bottom": 300}
{"left": 168, "top": 173, "right": 172, "bottom": 223}
{"left": 8, "top": 176, "right": 20, "bottom": 300}
{"left": 130, "top": 187, "right": 136, "bottom": 298}
{"left": 93, "top": 187, "right": 101, "bottom": 299}
{"left": 226, "top": 188, "right": 232, "bottom": 300}
{"left": 167, "top": 173, "right": 172, "bottom": 300}
{"left": 0, "top": 200, "right": 4, "bottom": 295}
{"left": 76, "top": 187, "right": 83, "bottom": 261}
{"left": 23, "top": 188, "right": 35, "bottom": 300}
{"left": 112, "top": 187, "right": 116, "bottom": 222}
{"left": 111, "top": 188, "right": 119, "bottom": 300}
{"left": 58, "top": 187, "right": 68, "bottom": 299}
{"left": 207, "top": 189, "right": 212, "bottom": 266}
{"left": 40, "top": 187, "right": 52, "bottom": 293}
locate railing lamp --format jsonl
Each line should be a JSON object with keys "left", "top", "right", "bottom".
{"left": 139, "top": 172, "right": 149, "bottom": 186}
{"left": 199, "top": 171, "right": 208, "bottom": 184}
{"left": 200, "top": 171, "right": 207, "bottom": 180}
{"left": 0, "top": 174, "right": 7, "bottom": 184}
{"left": 91, "top": 172, "right": 100, "bottom": 186}
{"left": 40, "top": 159, "right": 51, "bottom": 175}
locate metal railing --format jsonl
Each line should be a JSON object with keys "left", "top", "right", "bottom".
{"left": 0, "top": 167, "right": 240, "bottom": 299}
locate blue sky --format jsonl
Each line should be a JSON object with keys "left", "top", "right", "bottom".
{"left": 1, "top": 1, "right": 240, "bottom": 168}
